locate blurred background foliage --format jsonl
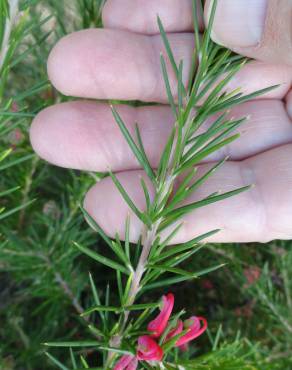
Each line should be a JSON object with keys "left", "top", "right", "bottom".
{"left": 0, "top": 0, "right": 291, "bottom": 369}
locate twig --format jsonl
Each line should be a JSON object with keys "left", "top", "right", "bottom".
{"left": 256, "top": 286, "right": 292, "bottom": 334}
{"left": 42, "top": 253, "right": 87, "bottom": 319}
{"left": 54, "top": 270, "right": 86, "bottom": 318}
{"left": 18, "top": 156, "right": 39, "bottom": 229}
{"left": 266, "top": 350, "right": 292, "bottom": 362}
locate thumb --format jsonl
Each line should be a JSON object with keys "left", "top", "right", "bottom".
{"left": 204, "top": 0, "right": 292, "bottom": 65}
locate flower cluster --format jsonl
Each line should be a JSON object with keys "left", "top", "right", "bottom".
{"left": 114, "top": 293, "right": 207, "bottom": 369}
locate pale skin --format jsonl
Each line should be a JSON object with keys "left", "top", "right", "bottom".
{"left": 30, "top": 0, "right": 292, "bottom": 243}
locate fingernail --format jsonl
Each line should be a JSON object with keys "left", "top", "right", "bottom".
{"left": 208, "top": 0, "right": 268, "bottom": 47}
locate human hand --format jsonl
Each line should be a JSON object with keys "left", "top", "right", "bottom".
{"left": 30, "top": 0, "right": 292, "bottom": 243}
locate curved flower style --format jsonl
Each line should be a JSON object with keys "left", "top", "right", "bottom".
{"left": 147, "top": 293, "right": 174, "bottom": 338}
{"left": 113, "top": 354, "right": 137, "bottom": 370}
{"left": 137, "top": 335, "right": 164, "bottom": 361}
{"left": 175, "top": 316, "right": 208, "bottom": 347}
{"left": 166, "top": 319, "right": 184, "bottom": 341}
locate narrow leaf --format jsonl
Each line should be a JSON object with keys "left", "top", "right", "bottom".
{"left": 160, "top": 53, "right": 177, "bottom": 118}
{"left": 44, "top": 341, "right": 101, "bottom": 347}
{"left": 108, "top": 171, "right": 151, "bottom": 227}
{"left": 45, "top": 352, "right": 69, "bottom": 370}
{"left": 111, "top": 106, "right": 156, "bottom": 182}
{"left": 74, "top": 242, "right": 129, "bottom": 275}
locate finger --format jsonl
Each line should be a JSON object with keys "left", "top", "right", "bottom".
{"left": 84, "top": 144, "right": 292, "bottom": 243}
{"left": 30, "top": 100, "right": 292, "bottom": 172}
{"left": 47, "top": 29, "right": 291, "bottom": 102}
{"left": 102, "top": 0, "right": 203, "bottom": 35}
{"left": 205, "top": 0, "right": 292, "bottom": 65}
{"left": 286, "top": 90, "right": 292, "bottom": 120}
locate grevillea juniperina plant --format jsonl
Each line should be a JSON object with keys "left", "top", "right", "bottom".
{"left": 43, "top": 0, "right": 276, "bottom": 368}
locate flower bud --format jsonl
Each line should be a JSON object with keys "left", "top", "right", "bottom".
{"left": 137, "top": 335, "right": 163, "bottom": 362}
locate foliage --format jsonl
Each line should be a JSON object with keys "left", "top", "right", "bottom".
{"left": 0, "top": 0, "right": 291, "bottom": 369}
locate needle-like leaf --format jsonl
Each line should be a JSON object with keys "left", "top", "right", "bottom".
{"left": 74, "top": 242, "right": 130, "bottom": 275}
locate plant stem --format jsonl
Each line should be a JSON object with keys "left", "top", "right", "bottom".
{"left": 18, "top": 156, "right": 39, "bottom": 229}
{"left": 54, "top": 270, "right": 86, "bottom": 318}
{"left": 126, "top": 223, "right": 159, "bottom": 306}
{"left": 106, "top": 103, "right": 197, "bottom": 368}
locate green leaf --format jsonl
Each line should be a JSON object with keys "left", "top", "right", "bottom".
{"left": 87, "top": 325, "right": 105, "bottom": 339}
{"left": 157, "top": 125, "right": 176, "bottom": 181}
{"left": 210, "top": 85, "right": 279, "bottom": 115}
{"left": 82, "top": 302, "right": 159, "bottom": 316}
{"left": 0, "top": 149, "right": 11, "bottom": 162}
{"left": 88, "top": 272, "right": 102, "bottom": 307}
{"left": 125, "top": 303, "right": 160, "bottom": 311}
{"left": 157, "top": 16, "right": 178, "bottom": 78}
{"left": 88, "top": 272, "right": 105, "bottom": 324}
{"left": 70, "top": 348, "right": 77, "bottom": 369}
{"left": 44, "top": 341, "right": 101, "bottom": 347}
{"left": 80, "top": 356, "right": 89, "bottom": 368}
{"left": 142, "top": 275, "right": 196, "bottom": 292}
{"left": 122, "top": 272, "right": 133, "bottom": 305}
{"left": 135, "top": 123, "right": 156, "bottom": 179}
{"left": 140, "top": 177, "right": 151, "bottom": 214}
{"left": 195, "top": 263, "right": 226, "bottom": 277}
{"left": 0, "top": 185, "right": 20, "bottom": 197}
{"left": 111, "top": 106, "right": 156, "bottom": 182}
{"left": 143, "top": 263, "right": 225, "bottom": 292}
{"left": 0, "top": 198, "right": 35, "bottom": 220}
{"left": 80, "top": 206, "right": 112, "bottom": 247}
{"left": 0, "top": 111, "right": 35, "bottom": 117}
{"left": 14, "top": 80, "right": 50, "bottom": 101}
{"left": 153, "top": 230, "right": 219, "bottom": 263}
{"left": 73, "top": 242, "right": 130, "bottom": 275}
{"left": 160, "top": 53, "right": 177, "bottom": 118}
{"left": 148, "top": 264, "right": 200, "bottom": 278}
{"left": 0, "top": 153, "right": 35, "bottom": 170}
{"left": 169, "top": 168, "right": 197, "bottom": 205}
{"left": 117, "top": 270, "right": 123, "bottom": 303}
{"left": 45, "top": 352, "right": 69, "bottom": 370}
{"left": 82, "top": 305, "right": 121, "bottom": 316}
{"left": 176, "top": 133, "right": 240, "bottom": 175}
{"left": 160, "top": 185, "right": 251, "bottom": 229}
{"left": 81, "top": 206, "right": 130, "bottom": 267}
{"left": 177, "top": 60, "right": 185, "bottom": 111}
{"left": 108, "top": 170, "right": 151, "bottom": 227}
{"left": 170, "top": 159, "right": 227, "bottom": 209}
{"left": 98, "top": 346, "right": 133, "bottom": 356}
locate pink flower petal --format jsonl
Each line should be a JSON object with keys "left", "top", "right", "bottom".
{"left": 147, "top": 293, "right": 174, "bottom": 338}
{"left": 114, "top": 355, "right": 135, "bottom": 370}
{"left": 175, "top": 316, "right": 208, "bottom": 347}
{"left": 137, "top": 335, "right": 163, "bottom": 361}
{"left": 126, "top": 357, "right": 138, "bottom": 370}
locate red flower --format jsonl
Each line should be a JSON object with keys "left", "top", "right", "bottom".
{"left": 147, "top": 293, "right": 174, "bottom": 337}
{"left": 114, "top": 294, "right": 208, "bottom": 370}
{"left": 137, "top": 335, "right": 163, "bottom": 361}
{"left": 175, "top": 316, "right": 207, "bottom": 347}
{"left": 113, "top": 354, "right": 137, "bottom": 370}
